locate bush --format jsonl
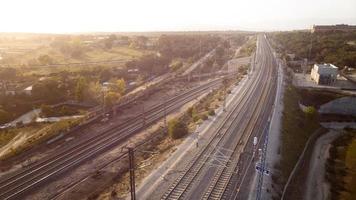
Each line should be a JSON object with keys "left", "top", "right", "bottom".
{"left": 187, "top": 106, "right": 197, "bottom": 118}
{"left": 200, "top": 113, "right": 208, "bottom": 120}
{"left": 167, "top": 118, "right": 189, "bottom": 139}
{"left": 208, "top": 109, "right": 215, "bottom": 116}
{"left": 192, "top": 115, "right": 200, "bottom": 122}
{"left": 41, "top": 105, "right": 78, "bottom": 117}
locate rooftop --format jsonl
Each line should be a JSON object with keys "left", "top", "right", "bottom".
{"left": 315, "top": 63, "right": 338, "bottom": 69}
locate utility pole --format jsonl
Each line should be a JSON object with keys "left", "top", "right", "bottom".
{"left": 128, "top": 147, "right": 136, "bottom": 200}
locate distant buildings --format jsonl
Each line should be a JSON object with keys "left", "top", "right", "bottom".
{"left": 311, "top": 63, "right": 338, "bottom": 85}
{"left": 312, "top": 24, "right": 356, "bottom": 33}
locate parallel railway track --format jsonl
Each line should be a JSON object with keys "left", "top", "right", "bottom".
{"left": 161, "top": 35, "right": 276, "bottom": 200}
{"left": 202, "top": 36, "right": 277, "bottom": 200}
{"left": 0, "top": 76, "right": 232, "bottom": 200}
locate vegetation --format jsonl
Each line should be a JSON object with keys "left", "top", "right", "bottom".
{"left": 167, "top": 118, "right": 189, "bottom": 139}
{"left": 0, "top": 118, "right": 83, "bottom": 160}
{"left": 0, "top": 123, "right": 45, "bottom": 148}
{"left": 270, "top": 31, "right": 356, "bottom": 69}
{"left": 40, "top": 105, "right": 79, "bottom": 117}
{"left": 275, "top": 84, "right": 320, "bottom": 190}
{"left": 238, "top": 37, "right": 256, "bottom": 58}
{"left": 326, "top": 130, "right": 356, "bottom": 200}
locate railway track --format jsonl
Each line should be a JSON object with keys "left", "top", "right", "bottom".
{"left": 227, "top": 36, "right": 278, "bottom": 200}
{"left": 161, "top": 34, "right": 276, "bottom": 200}
{"left": 201, "top": 37, "right": 277, "bottom": 200}
{"left": 0, "top": 76, "right": 232, "bottom": 200}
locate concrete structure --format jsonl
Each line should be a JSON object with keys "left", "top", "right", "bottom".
{"left": 310, "top": 63, "right": 338, "bottom": 85}
{"left": 312, "top": 24, "right": 356, "bottom": 33}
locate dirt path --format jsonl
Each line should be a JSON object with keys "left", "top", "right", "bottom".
{"left": 304, "top": 130, "right": 342, "bottom": 200}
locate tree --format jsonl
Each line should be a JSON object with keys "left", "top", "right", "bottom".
{"left": 105, "top": 92, "right": 120, "bottom": 107}
{"left": 104, "top": 34, "right": 117, "bottom": 49}
{"left": 115, "top": 79, "right": 126, "bottom": 95}
{"left": 32, "top": 79, "right": 66, "bottom": 103}
{"left": 305, "top": 106, "right": 317, "bottom": 116}
{"left": 168, "top": 118, "right": 189, "bottom": 139}
{"left": 170, "top": 60, "right": 183, "bottom": 71}
{"left": 75, "top": 77, "right": 88, "bottom": 102}
{"left": 87, "top": 81, "right": 102, "bottom": 104}
{"left": 38, "top": 54, "right": 54, "bottom": 65}
{"left": 99, "top": 68, "right": 112, "bottom": 82}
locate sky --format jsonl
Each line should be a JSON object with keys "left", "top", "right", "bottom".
{"left": 0, "top": 0, "right": 355, "bottom": 33}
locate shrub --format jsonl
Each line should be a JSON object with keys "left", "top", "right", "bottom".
{"left": 167, "top": 118, "right": 189, "bottom": 139}
{"left": 208, "top": 109, "right": 215, "bottom": 116}
{"left": 187, "top": 106, "right": 197, "bottom": 118}
{"left": 200, "top": 113, "right": 208, "bottom": 120}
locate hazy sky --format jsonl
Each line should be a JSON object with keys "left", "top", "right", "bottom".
{"left": 0, "top": 0, "right": 355, "bottom": 33}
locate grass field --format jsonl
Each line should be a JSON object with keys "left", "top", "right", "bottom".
{"left": 272, "top": 83, "right": 320, "bottom": 195}
{"left": 344, "top": 136, "right": 356, "bottom": 200}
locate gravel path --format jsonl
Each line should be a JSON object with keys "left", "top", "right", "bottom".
{"left": 304, "top": 130, "right": 342, "bottom": 200}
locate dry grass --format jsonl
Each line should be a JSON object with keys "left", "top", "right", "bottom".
{"left": 0, "top": 118, "right": 83, "bottom": 160}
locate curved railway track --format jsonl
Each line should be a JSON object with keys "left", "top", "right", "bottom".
{"left": 0, "top": 76, "right": 232, "bottom": 200}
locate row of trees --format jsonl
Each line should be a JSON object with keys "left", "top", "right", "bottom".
{"left": 125, "top": 34, "right": 230, "bottom": 76}
{"left": 157, "top": 34, "right": 221, "bottom": 59}
{"left": 271, "top": 31, "right": 356, "bottom": 68}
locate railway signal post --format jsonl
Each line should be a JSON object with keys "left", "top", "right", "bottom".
{"left": 128, "top": 147, "right": 136, "bottom": 200}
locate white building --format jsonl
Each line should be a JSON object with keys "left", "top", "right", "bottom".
{"left": 310, "top": 63, "right": 338, "bottom": 85}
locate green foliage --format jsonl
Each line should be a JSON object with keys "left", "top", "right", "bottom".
{"left": 239, "top": 38, "right": 256, "bottom": 57}
{"left": 113, "top": 78, "right": 126, "bottom": 95}
{"left": 304, "top": 106, "right": 316, "bottom": 115}
{"left": 170, "top": 60, "right": 183, "bottom": 71}
{"left": 51, "top": 37, "right": 86, "bottom": 59}
{"left": 130, "top": 36, "right": 149, "bottom": 49}
{"left": 104, "top": 34, "right": 117, "bottom": 49}
{"left": 38, "top": 54, "right": 54, "bottom": 65}
{"left": 32, "top": 78, "right": 67, "bottom": 103}
{"left": 187, "top": 106, "right": 197, "bottom": 118}
{"left": 325, "top": 131, "right": 356, "bottom": 200}
{"left": 75, "top": 76, "right": 88, "bottom": 102}
{"left": 105, "top": 91, "right": 120, "bottom": 107}
{"left": 167, "top": 118, "right": 189, "bottom": 139}
{"left": 157, "top": 34, "right": 221, "bottom": 59}
{"left": 208, "top": 109, "right": 215, "bottom": 116}
{"left": 87, "top": 81, "right": 102, "bottom": 104}
{"left": 200, "top": 113, "right": 208, "bottom": 120}
{"left": 41, "top": 105, "right": 78, "bottom": 117}
{"left": 271, "top": 31, "right": 356, "bottom": 68}
{"left": 280, "top": 85, "right": 320, "bottom": 183}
